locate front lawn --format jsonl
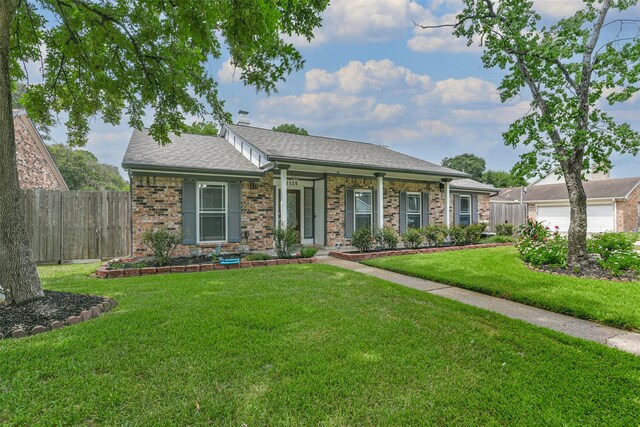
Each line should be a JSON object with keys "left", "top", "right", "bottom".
{"left": 1, "top": 263, "right": 639, "bottom": 424}
{"left": 365, "top": 246, "right": 640, "bottom": 331}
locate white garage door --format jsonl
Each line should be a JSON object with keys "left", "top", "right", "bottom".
{"left": 537, "top": 204, "right": 615, "bottom": 233}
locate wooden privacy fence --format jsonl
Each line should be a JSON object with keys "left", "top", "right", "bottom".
{"left": 22, "top": 190, "right": 130, "bottom": 263}
{"left": 489, "top": 202, "right": 528, "bottom": 231}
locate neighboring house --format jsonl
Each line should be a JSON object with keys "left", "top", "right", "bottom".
{"left": 14, "top": 111, "right": 68, "bottom": 190}
{"left": 492, "top": 176, "right": 640, "bottom": 233}
{"left": 122, "top": 121, "right": 497, "bottom": 256}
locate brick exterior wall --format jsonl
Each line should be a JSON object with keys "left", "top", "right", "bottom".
{"left": 616, "top": 184, "right": 640, "bottom": 232}
{"left": 14, "top": 116, "right": 65, "bottom": 190}
{"left": 131, "top": 173, "right": 274, "bottom": 257}
{"left": 325, "top": 176, "right": 491, "bottom": 247}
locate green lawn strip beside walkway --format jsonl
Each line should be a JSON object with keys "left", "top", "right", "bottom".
{"left": 365, "top": 246, "right": 640, "bottom": 331}
{"left": 0, "top": 262, "right": 638, "bottom": 425}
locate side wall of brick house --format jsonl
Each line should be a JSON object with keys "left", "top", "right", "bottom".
{"left": 616, "top": 184, "right": 640, "bottom": 232}
{"left": 131, "top": 173, "right": 274, "bottom": 257}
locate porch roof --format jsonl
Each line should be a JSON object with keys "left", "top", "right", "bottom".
{"left": 225, "top": 124, "right": 469, "bottom": 179}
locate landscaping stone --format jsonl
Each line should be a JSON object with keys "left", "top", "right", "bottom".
{"left": 185, "top": 264, "right": 201, "bottom": 273}
{"left": 12, "top": 329, "right": 27, "bottom": 338}
{"left": 227, "top": 263, "right": 240, "bottom": 269}
{"left": 156, "top": 266, "right": 172, "bottom": 274}
{"left": 91, "top": 306, "right": 101, "bottom": 317}
{"left": 107, "top": 269, "right": 124, "bottom": 278}
{"left": 171, "top": 266, "right": 186, "bottom": 273}
{"left": 200, "top": 264, "right": 213, "bottom": 272}
{"left": 80, "top": 310, "right": 92, "bottom": 321}
{"left": 51, "top": 321, "right": 64, "bottom": 330}
{"left": 213, "top": 263, "right": 227, "bottom": 270}
{"left": 252, "top": 260, "right": 266, "bottom": 267}
{"left": 124, "top": 268, "right": 141, "bottom": 277}
{"left": 240, "top": 261, "right": 253, "bottom": 268}
{"left": 31, "top": 325, "right": 47, "bottom": 335}
{"left": 265, "top": 260, "right": 277, "bottom": 266}
{"left": 140, "top": 267, "right": 157, "bottom": 275}
{"left": 277, "top": 259, "right": 289, "bottom": 265}
{"left": 67, "top": 316, "right": 82, "bottom": 325}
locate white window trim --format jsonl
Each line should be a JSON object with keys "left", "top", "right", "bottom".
{"left": 459, "top": 194, "right": 471, "bottom": 224}
{"left": 196, "top": 182, "right": 229, "bottom": 244}
{"left": 354, "top": 189, "right": 373, "bottom": 230}
{"left": 406, "top": 192, "right": 422, "bottom": 228}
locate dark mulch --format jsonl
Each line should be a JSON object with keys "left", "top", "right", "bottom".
{"left": 535, "top": 262, "right": 639, "bottom": 281}
{"left": 0, "top": 290, "right": 105, "bottom": 337}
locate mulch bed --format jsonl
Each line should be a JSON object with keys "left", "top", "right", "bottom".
{"left": 529, "top": 263, "right": 639, "bottom": 281}
{"left": 0, "top": 291, "right": 108, "bottom": 338}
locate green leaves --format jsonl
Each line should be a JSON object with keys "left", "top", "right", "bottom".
{"left": 9, "top": 0, "right": 328, "bottom": 146}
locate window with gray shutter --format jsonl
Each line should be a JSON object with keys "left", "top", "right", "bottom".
{"left": 182, "top": 180, "right": 197, "bottom": 244}
{"left": 345, "top": 188, "right": 354, "bottom": 238}
{"left": 422, "top": 192, "right": 430, "bottom": 225}
{"left": 228, "top": 182, "right": 242, "bottom": 243}
{"left": 399, "top": 191, "right": 407, "bottom": 232}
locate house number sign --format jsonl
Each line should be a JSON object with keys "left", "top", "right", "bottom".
{"left": 287, "top": 179, "right": 299, "bottom": 186}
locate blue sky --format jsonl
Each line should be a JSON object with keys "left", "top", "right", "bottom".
{"left": 45, "top": 0, "right": 640, "bottom": 180}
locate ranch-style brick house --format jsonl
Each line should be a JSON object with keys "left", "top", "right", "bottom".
{"left": 122, "top": 121, "right": 497, "bottom": 256}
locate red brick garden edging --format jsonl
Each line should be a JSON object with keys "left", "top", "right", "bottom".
{"left": 95, "top": 257, "right": 319, "bottom": 279}
{"left": 329, "top": 243, "right": 513, "bottom": 262}
{"left": 6, "top": 297, "right": 117, "bottom": 339}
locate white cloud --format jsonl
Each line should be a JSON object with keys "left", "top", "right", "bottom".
{"left": 533, "top": 0, "right": 584, "bottom": 18}
{"left": 369, "top": 119, "right": 458, "bottom": 144}
{"left": 416, "top": 119, "right": 458, "bottom": 136}
{"left": 217, "top": 59, "right": 241, "bottom": 84}
{"left": 450, "top": 101, "right": 532, "bottom": 125}
{"left": 258, "top": 92, "right": 404, "bottom": 126}
{"left": 305, "top": 59, "right": 431, "bottom": 93}
{"left": 292, "top": 0, "right": 428, "bottom": 47}
{"left": 407, "top": 10, "right": 479, "bottom": 53}
{"left": 415, "top": 77, "right": 500, "bottom": 105}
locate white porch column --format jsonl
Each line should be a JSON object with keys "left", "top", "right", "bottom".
{"left": 443, "top": 179, "right": 451, "bottom": 228}
{"left": 375, "top": 173, "right": 385, "bottom": 229}
{"left": 279, "top": 165, "right": 290, "bottom": 228}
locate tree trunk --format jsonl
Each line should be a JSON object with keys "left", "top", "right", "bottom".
{"left": 562, "top": 161, "right": 589, "bottom": 267}
{"left": 0, "top": 1, "right": 44, "bottom": 305}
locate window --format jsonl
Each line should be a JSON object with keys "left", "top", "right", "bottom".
{"left": 198, "top": 183, "right": 227, "bottom": 242}
{"left": 354, "top": 190, "right": 372, "bottom": 230}
{"left": 459, "top": 195, "right": 471, "bottom": 225}
{"left": 407, "top": 193, "right": 421, "bottom": 229}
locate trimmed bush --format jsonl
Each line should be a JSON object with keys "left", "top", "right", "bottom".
{"left": 142, "top": 228, "right": 180, "bottom": 266}
{"left": 448, "top": 225, "right": 466, "bottom": 246}
{"left": 402, "top": 227, "right": 423, "bottom": 249}
{"left": 375, "top": 226, "right": 399, "bottom": 250}
{"left": 245, "top": 253, "right": 272, "bottom": 261}
{"left": 422, "top": 224, "right": 447, "bottom": 247}
{"left": 464, "top": 224, "right": 487, "bottom": 245}
{"left": 516, "top": 219, "right": 567, "bottom": 268}
{"left": 495, "top": 223, "right": 515, "bottom": 236}
{"left": 352, "top": 227, "right": 373, "bottom": 253}
{"left": 300, "top": 246, "right": 319, "bottom": 258}
{"left": 589, "top": 232, "right": 640, "bottom": 276}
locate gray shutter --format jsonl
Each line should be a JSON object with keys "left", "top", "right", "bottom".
{"left": 422, "top": 192, "right": 430, "bottom": 226}
{"left": 273, "top": 186, "right": 277, "bottom": 230}
{"left": 471, "top": 194, "right": 478, "bottom": 224}
{"left": 372, "top": 189, "right": 378, "bottom": 231}
{"left": 345, "top": 188, "right": 354, "bottom": 238}
{"left": 454, "top": 194, "right": 461, "bottom": 225}
{"left": 182, "top": 180, "right": 197, "bottom": 244}
{"left": 228, "top": 182, "right": 242, "bottom": 243}
{"left": 399, "top": 191, "right": 407, "bottom": 233}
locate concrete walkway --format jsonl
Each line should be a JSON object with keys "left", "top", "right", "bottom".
{"left": 320, "top": 256, "right": 640, "bottom": 356}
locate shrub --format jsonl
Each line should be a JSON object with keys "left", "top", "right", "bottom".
{"left": 374, "top": 226, "right": 399, "bottom": 250}
{"left": 422, "top": 224, "right": 447, "bottom": 247}
{"left": 142, "top": 228, "right": 180, "bottom": 266}
{"left": 481, "top": 235, "right": 517, "bottom": 244}
{"left": 245, "top": 253, "right": 272, "bottom": 261}
{"left": 402, "top": 227, "right": 424, "bottom": 249}
{"left": 589, "top": 232, "right": 640, "bottom": 275}
{"left": 448, "top": 225, "right": 466, "bottom": 246}
{"left": 464, "top": 224, "right": 486, "bottom": 245}
{"left": 516, "top": 219, "right": 567, "bottom": 267}
{"left": 274, "top": 225, "right": 300, "bottom": 258}
{"left": 495, "top": 223, "right": 515, "bottom": 236}
{"left": 352, "top": 227, "right": 373, "bottom": 253}
{"left": 300, "top": 246, "right": 319, "bottom": 258}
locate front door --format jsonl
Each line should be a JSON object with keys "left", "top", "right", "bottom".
{"left": 287, "top": 189, "right": 301, "bottom": 235}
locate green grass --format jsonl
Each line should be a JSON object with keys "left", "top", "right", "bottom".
{"left": 365, "top": 246, "right": 640, "bottom": 331}
{"left": 1, "top": 263, "right": 639, "bottom": 425}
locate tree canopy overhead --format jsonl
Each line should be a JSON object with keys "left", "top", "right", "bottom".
{"left": 0, "top": 0, "right": 328, "bottom": 305}
{"left": 272, "top": 123, "right": 309, "bottom": 135}
{"left": 423, "top": 0, "right": 640, "bottom": 266}
{"left": 184, "top": 121, "right": 219, "bottom": 136}
{"left": 442, "top": 153, "right": 486, "bottom": 181}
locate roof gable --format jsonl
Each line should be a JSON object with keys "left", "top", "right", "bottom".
{"left": 493, "top": 177, "right": 640, "bottom": 202}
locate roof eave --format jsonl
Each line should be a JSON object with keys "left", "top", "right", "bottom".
{"left": 267, "top": 156, "right": 470, "bottom": 179}
{"left": 122, "top": 162, "right": 263, "bottom": 177}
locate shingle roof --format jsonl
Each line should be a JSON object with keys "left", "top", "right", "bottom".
{"left": 492, "top": 177, "right": 640, "bottom": 202}
{"left": 225, "top": 124, "right": 468, "bottom": 178}
{"left": 122, "top": 129, "right": 261, "bottom": 175}
{"left": 451, "top": 178, "right": 498, "bottom": 193}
